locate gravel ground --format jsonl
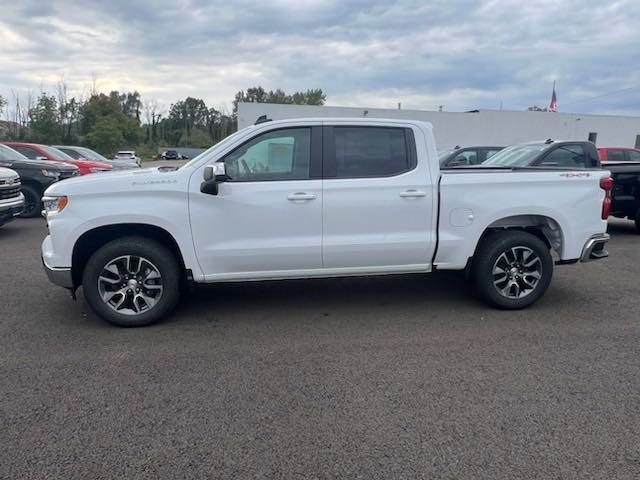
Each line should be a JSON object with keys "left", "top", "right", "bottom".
{"left": 1, "top": 217, "right": 639, "bottom": 479}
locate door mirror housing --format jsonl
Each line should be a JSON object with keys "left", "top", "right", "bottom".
{"left": 36, "top": 156, "right": 48, "bottom": 161}
{"left": 201, "top": 163, "right": 228, "bottom": 195}
{"left": 203, "top": 163, "right": 227, "bottom": 181}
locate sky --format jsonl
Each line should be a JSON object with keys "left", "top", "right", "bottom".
{"left": 1, "top": 0, "right": 640, "bottom": 116}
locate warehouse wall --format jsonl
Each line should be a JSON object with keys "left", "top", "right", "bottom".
{"left": 238, "top": 103, "right": 640, "bottom": 149}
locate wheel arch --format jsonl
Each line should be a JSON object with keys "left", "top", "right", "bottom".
{"left": 20, "top": 179, "right": 45, "bottom": 194}
{"left": 71, "top": 223, "right": 187, "bottom": 287}
{"left": 475, "top": 214, "right": 565, "bottom": 260}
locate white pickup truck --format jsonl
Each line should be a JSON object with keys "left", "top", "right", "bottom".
{"left": 42, "top": 118, "right": 612, "bottom": 326}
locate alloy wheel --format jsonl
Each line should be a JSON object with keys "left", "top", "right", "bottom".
{"left": 492, "top": 246, "right": 542, "bottom": 299}
{"left": 97, "top": 255, "right": 163, "bottom": 315}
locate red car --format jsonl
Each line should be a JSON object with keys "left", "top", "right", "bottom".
{"left": 0, "top": 142, "right": 112, "bottom": 175}
{"left": 597, "top": 147, "right": 640, "bottom": 164}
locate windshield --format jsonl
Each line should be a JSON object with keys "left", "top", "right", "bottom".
{"left": 483, "top": 144, "right": 547, "bottom": 167}
{"left": 42, "top": 145, "right": 75, "bottom": 161}
{"left": 0, "top": 144, "right": 29, "bottom": 162}
{"left": 180, "top": 126, "right": 253, "bottom": 169}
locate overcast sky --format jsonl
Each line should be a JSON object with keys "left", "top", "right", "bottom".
{"left": 1, "top": 0, "right": 640, "bottom": 115}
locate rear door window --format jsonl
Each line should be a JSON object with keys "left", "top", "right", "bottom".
{"left": 13, "top": 146, "right": 39, "bottom": 159}
{"left": 606, "top": 149, "right": 626, "bottom": 162}
{"left": 328, "top": 127, "right": 413, "bottom": 178}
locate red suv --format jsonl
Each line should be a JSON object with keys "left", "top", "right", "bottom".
{"left": 0, "top": 142, "right": 112, "bottom": 175}
{"left": 597, "top": 147, "right": 640, "bottom": 164}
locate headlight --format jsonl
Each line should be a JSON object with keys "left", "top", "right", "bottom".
{"left": 42, "top": 196, "right": 68, "bottom": 215}
{"left": 41, "top": 169, "right": 60, "bottom": 179}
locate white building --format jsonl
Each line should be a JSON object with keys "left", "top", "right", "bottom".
{"left": 237, "top": 102, "right": 640, "bottom": 149}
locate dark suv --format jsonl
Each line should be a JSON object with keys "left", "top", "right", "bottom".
{"left": 0, "top": 144, "right": 78, "bottom": 217}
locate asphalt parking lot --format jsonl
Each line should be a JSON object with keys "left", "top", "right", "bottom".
{"left": 2, "top": 217, "right": 640, "bottom": 479}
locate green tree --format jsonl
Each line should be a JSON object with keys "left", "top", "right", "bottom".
{"left": 85, "top": 116, "right": 125, "bottom": 155}
{"left": 167, "top": 97, "right": 209, "bottom": 142}
{"left": 80, "top": 93, "right": 143, "bottom": 151}
{"left": 29, "top": 94, "right": 61, "bottom": 144}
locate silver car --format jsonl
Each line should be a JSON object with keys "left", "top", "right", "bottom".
{"left": 55, "top": 146, "right": 140, "bottom": 170}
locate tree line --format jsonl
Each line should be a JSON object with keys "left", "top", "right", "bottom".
{"left": 0, "top": 85, "right": 326, "bottom": 156}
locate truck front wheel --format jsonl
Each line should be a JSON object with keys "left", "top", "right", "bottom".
{"left": 82, "top": 237, "right": 181, "bottom": 327}
{"left": 19, "top": 184, "right": 42, "bottom": 218}
{"left": 472, "top": 230, "right": 553, "bottom": 309}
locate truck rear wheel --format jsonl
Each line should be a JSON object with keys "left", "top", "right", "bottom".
{"left": 82, "top": 237, "right": 181, "bottom": 327}
{"left": 472, "top": 230, "right": 553, "bottom": 309}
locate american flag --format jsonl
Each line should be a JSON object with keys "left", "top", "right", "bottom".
{"left": 549, "top": 81, "right": 558, "bottom": 112}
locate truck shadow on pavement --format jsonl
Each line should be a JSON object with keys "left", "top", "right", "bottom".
{"left": 175, "top": 271, "right": 490, "bottom": 325}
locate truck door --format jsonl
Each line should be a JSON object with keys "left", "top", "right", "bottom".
{"left": 321, "top": 124, "right": 435, "bottom": 272}
{"left": 189, "top": 125, "right": 323, "bottom": 280}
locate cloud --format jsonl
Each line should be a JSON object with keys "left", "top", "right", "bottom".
{"left": 1, "top": 0, "right": 640, "bottom": 115}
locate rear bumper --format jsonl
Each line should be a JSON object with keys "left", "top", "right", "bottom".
{"left": 580, "top": 233, "right": 610, "bottom": 262}
{"left": 0, "top": 195, "right": 25, "bottom": 225}
{"left": 42, "top": 256, "right": 74, "bottom": 288}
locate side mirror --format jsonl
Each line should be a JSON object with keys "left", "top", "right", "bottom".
{"left": 201, "top": 163, "right": 227, "bottom": 195}
{"left": 36, "top": 156, "right": 48, "bottom": 161}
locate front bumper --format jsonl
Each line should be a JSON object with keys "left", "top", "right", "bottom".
{"left": 0, "top": 195, "right": 25, "bottom": 225}
{"left": 580, "top": 233, "right": 610, "bottom": 262}
{"left": 42, "top": 256, "right": 74, "bottom": 289}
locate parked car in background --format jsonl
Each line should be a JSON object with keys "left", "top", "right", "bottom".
{"left": 161, "top": 150, "right": 189, "bottom": 160}
{"left": 597, "top": 147, "right": 640, "bottom": 164}
{"left": 0, "top": 166, "right": 24, "bottom": 227}
{"left": 54, "top": 145, "right": 139, "bottom": 170}
{"left": 607, "top": 163, "right": 640, "bottom": 232}
{"left": 42, "top": 118, "right": 611, "bottom": 326}
{"left": 439, "top": 146, "right": 504, "bottom": 168}
{"left": 114, "top": 151, "right": 141, "bottom": 166}
{"left": 0, "top": 142, "right": 112, "bottom": 175}
{"left": 483, "top": 140, "right": 601, "bottom": 168}
{"left": 0, "top": 144, "right": 79, "bottom": 217}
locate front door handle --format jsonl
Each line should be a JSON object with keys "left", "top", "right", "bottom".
{"left": 287, "top": 192, "right": 317, "bottom": 201}
{"left": 400, "top": 189, "right": 426, "bottom": 198}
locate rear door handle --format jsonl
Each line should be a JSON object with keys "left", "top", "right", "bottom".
{"left": 287, "top": 192, "right": 317, "bottom": 201}
{"left": 400, "top": 189, "right": 426, "bottom": 198}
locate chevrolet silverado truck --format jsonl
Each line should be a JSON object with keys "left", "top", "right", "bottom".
{"left": 41, "top": 118, "right": 612, "bottom": 327}
{"left": 0, "top": 166, "right": 24, "bottom": 227}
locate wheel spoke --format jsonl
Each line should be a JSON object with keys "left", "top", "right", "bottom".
{"left": 493, "top": 274, "right": 508, "bottom": 285}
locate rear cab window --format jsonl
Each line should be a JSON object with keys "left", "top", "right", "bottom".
{"left": 324, "top": 126, "right": 416, "bottom": 178}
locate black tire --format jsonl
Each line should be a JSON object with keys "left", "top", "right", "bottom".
{"left": 82, "top": 236, "right": 181, "bottom": 327}
{"left": 472, "top": 230, "right": 553, "bottom": 309}
{"left": 19, "top": 184, "right": 42, "bottom": 218}
{"left": 635, "top": 209, "right": 640, "bottom": 234}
